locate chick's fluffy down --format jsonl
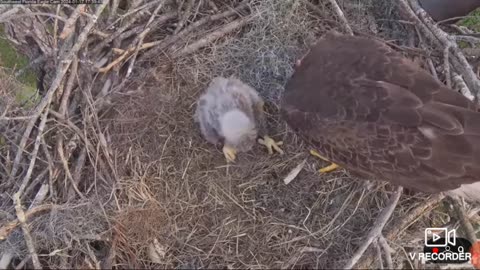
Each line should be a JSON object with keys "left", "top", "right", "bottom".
{"left": 194, "top": 76, "right": 266, "bottom": 152}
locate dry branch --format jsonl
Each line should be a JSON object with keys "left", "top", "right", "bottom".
{"left": 174, "top": 15, "right": 252, "bottom": 57}
{"left": 327, "top": 0, "right": 353, "bottom": 35}
{"left": 17, "top": 106, "right": 50, "bottom": 197}
{"left": 355, "top": 193, "right": 445, "bottom": 268}
{"left": 13, "top": 193, "right": 41, "bottom": 269}
{"left": 8, "top": 1, "right": 108, "bottom": 184}
{"left": 450, "top": 197, "right": 477, "bottom": 244}
{"left": 59, "top": 5, "right": 86, "bottom": 40}
{"left": 141, "top": 1, "right": 249, "bottom": 60}
{"left": 0, "top": 204, "right": 56, "bottom": 240}
{"left": 343, "top": 186, "right": 403, "bottom": 269}
{"left": 453, "top": 73, "right": 475, "bottom": 101}
{"left": 126, "top": 0, "right": 167, "bottom": 78}
{"left": 398, "top": 0, "right": 480, "bottom": 100}
{"left": 378, "top": 235, "right": 393, "bottom": 269}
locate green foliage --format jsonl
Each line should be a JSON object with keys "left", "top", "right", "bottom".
{"left": 0, "top": 25, "right": 39, "bottom": 106}
{"left": 458, "top": 9, "right": 480, "bottom": 31}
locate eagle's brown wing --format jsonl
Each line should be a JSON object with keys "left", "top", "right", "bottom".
{"left": 281, "top": 32, "right": 480, "bottom": 193}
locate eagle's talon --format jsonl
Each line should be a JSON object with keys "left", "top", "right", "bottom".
{"left": 258, "top": 136, "right": 284, "bottom": 155}
{"left": 223, "top": 145, "right": 237, "bottom": 163}
{"left": 310, "top": 149, "right": 340, "bottom": 174}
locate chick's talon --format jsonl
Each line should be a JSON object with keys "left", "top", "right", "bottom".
{"left": 310, "top": 149, "right": 340, "bottom": 174}
{"left": 222, "top": 145, "right": 237, "bottom": 163}
{"left": 258, "top": 136, "right": 284, "bottom": 155}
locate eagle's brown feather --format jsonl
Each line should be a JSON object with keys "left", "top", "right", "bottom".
{"left": 281, "top": 32, "right": 480, "bottom": 194}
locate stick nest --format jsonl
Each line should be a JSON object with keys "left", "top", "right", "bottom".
{"left": 0, "top": 0, "right": 479, "bottom": 269}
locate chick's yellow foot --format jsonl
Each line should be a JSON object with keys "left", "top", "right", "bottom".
{"left": 258, "top": 136, "right": 284, "bottom": 155}
{"left": 223, "top": 145, "right": 237, "bottom": 163}
{"left": 310, "top": 149, "right": 340, "bottom": 173}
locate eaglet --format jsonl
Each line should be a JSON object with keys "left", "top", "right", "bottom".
{"left": 195, "top": 76, "right": 284, "bottom": 163}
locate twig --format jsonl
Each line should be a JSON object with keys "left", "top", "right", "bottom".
{"left": 126, "top": 0, "right": 166, "bottom": 78}
{"left": 454, "top": 35, "right": 480, "bottom": 44}
{"left": 0, "top": 204, "right": 56, "bottom": 240}
{"left": 355, "top": 193, "right": 445, "bottom": 268}
{"left": 0, "top": 6, "right": 22, "bottom": 23}
{"left": 374, "top": 239, "right": 384, "bottom": 269}
{"left": 57, "top": 138, "right": 86, "bottom": 200}
{"left": 94, "top": 1, "right": 161, "bottom": 54}
{"left": 141, "top": 1, "right": 249, "bottom": 59}
{"left": 174, "top": 0, "right": 194, "bottom": 34}
{"left": 0, "top": 253, "right": 13, "bottom": 269}
{"left": 59, "top": 5, "right": 86, "bottom": 40}
{"left": 449, "top": 197, "right": 477, "bottom": 244}
{"left": 174, "top": 15, "right": 252, "bottom": 57}
{"left": 378, "top": 235, "right": 393, "bottom": 269}
{"left": 53, "top": 5, "right": 60, "bottom": 49}
{"left": 304, "top": 0, "right": 324, "bottom": 16}
{"left": 8, "top": 1, "right": 108, "bottom": 184}
{"left": 16, "top": 106, "right": 50, "bottom": 197}
{"left": 343, "top": 186, "right": 403, "bottom": 269}
{"left": 399, "top": 0, "right": 480, "bottom": 99}
{"left": 68, "top": 146, "right": 87, "bottom": 200}
{"left": 327, "top": 0, "right": 353, "bottom": 36}
{"left": 453, "top": 73, "right": 475, "bottom": 101}
{"left": 59, "top": 57, "right": 79, "bottom": 116}
{"left": 427, "top": 58, "right": 439, "bottom": 79}
{"left": 109, "top": 0, "right": 120, "bottom": 21}
{"left": 13, "top": 193, "right": 41, "bottom": 269}
{"left": 444, "top": 46, "right": 451, "bottom": 88}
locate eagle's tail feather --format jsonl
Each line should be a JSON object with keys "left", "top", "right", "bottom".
{"left": 447, "top": 182, "right": 480, "bottom": 203}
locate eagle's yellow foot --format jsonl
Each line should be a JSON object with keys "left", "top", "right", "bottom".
{"left": 310, "top": 149, "right": 340, "bottom": 173}
{"left": 258, "top": 136, "right": 284, "bottom": 155}
{"left": 223, "top": 145, "right": 237, "bottom": 163}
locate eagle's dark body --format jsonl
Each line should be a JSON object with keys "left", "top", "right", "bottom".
{"left": 281, "top": 32, "right": 480, "bottom": 195}
{"left": 419, "top": 0, "right": 480, "bottom": 23}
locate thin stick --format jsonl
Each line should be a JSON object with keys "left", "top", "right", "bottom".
{"left": 453, "top": 73, "right": 475, "bottom": 101}
{"left": 59, "top": 5, "right": 86, "bottom": 40}
{"left": 444, "top": 46, "right": 451, "bottom": 88}
{"left": 450, "top": 197, "right": 477, "bottom": 244}
{"left": 126, "top": 0, "right": 166, "bottom": 78}
{"left": 17, "top": 106, "right": 50, "bottom": 197}
{"left": 327, "top": 0, "right": 353, "bottom": 36}
{"left": 374, "top": 239, "right": 384, "bottom": 269}
{"left": 13, "top": 193, "right": 41, "bottom": 269}
{"left": 59, "top": 57, "right": 79, "bottom": 116}
{"left": 57, "top": 139, "right": 86, "bottom": 199}
{"left": 174, "top": 0, "right": 194, "bottom": 34}
{"left": 141, "top": 1, "right": 249, "bottom": 59}
{"left": 8, "top": 1, "right": 108, "bottom": 183}
{"left": 0, "top": 204, "right": 56, "bottom": 240}
{"left": 378, "top": 235, "right": 393, "bottom": 269}
{"left": 174, "top": 16, "right": 252, "bottom": 57}
{"left": 355, "top": 193, "right": 445, "bottom": 268}
{"left": 400, "top": 0, "right": 480, "bottom": 99}
{"left": 343, "top": 186, "right": 403, "bottom": 269}
{"left": 0, "top": 7, "right": 22, "bottom": 23}
{"left": 94, "top": 0, "right": 163, "bottom": 54}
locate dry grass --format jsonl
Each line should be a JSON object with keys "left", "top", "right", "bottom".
{"left": 1, "top": 0, "right": 478, "bottom": 269}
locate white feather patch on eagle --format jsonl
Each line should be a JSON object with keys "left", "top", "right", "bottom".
{"left": 194, "top": 76, "right": 266, "bottom": 152}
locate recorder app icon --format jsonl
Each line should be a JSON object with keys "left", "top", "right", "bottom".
{"left": 425, "top": 228, "right": 456, "bottom": 247}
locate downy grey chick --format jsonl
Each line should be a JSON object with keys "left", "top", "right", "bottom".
{"left": 195, "top": 76, "right": 284, "bottom": 163}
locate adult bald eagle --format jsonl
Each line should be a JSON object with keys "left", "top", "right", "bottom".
{"left": 281, "top": 31, "right": 480, "bottom": 202}
{"left": 418, "top": 0, "right": 480, "bottom": 23}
